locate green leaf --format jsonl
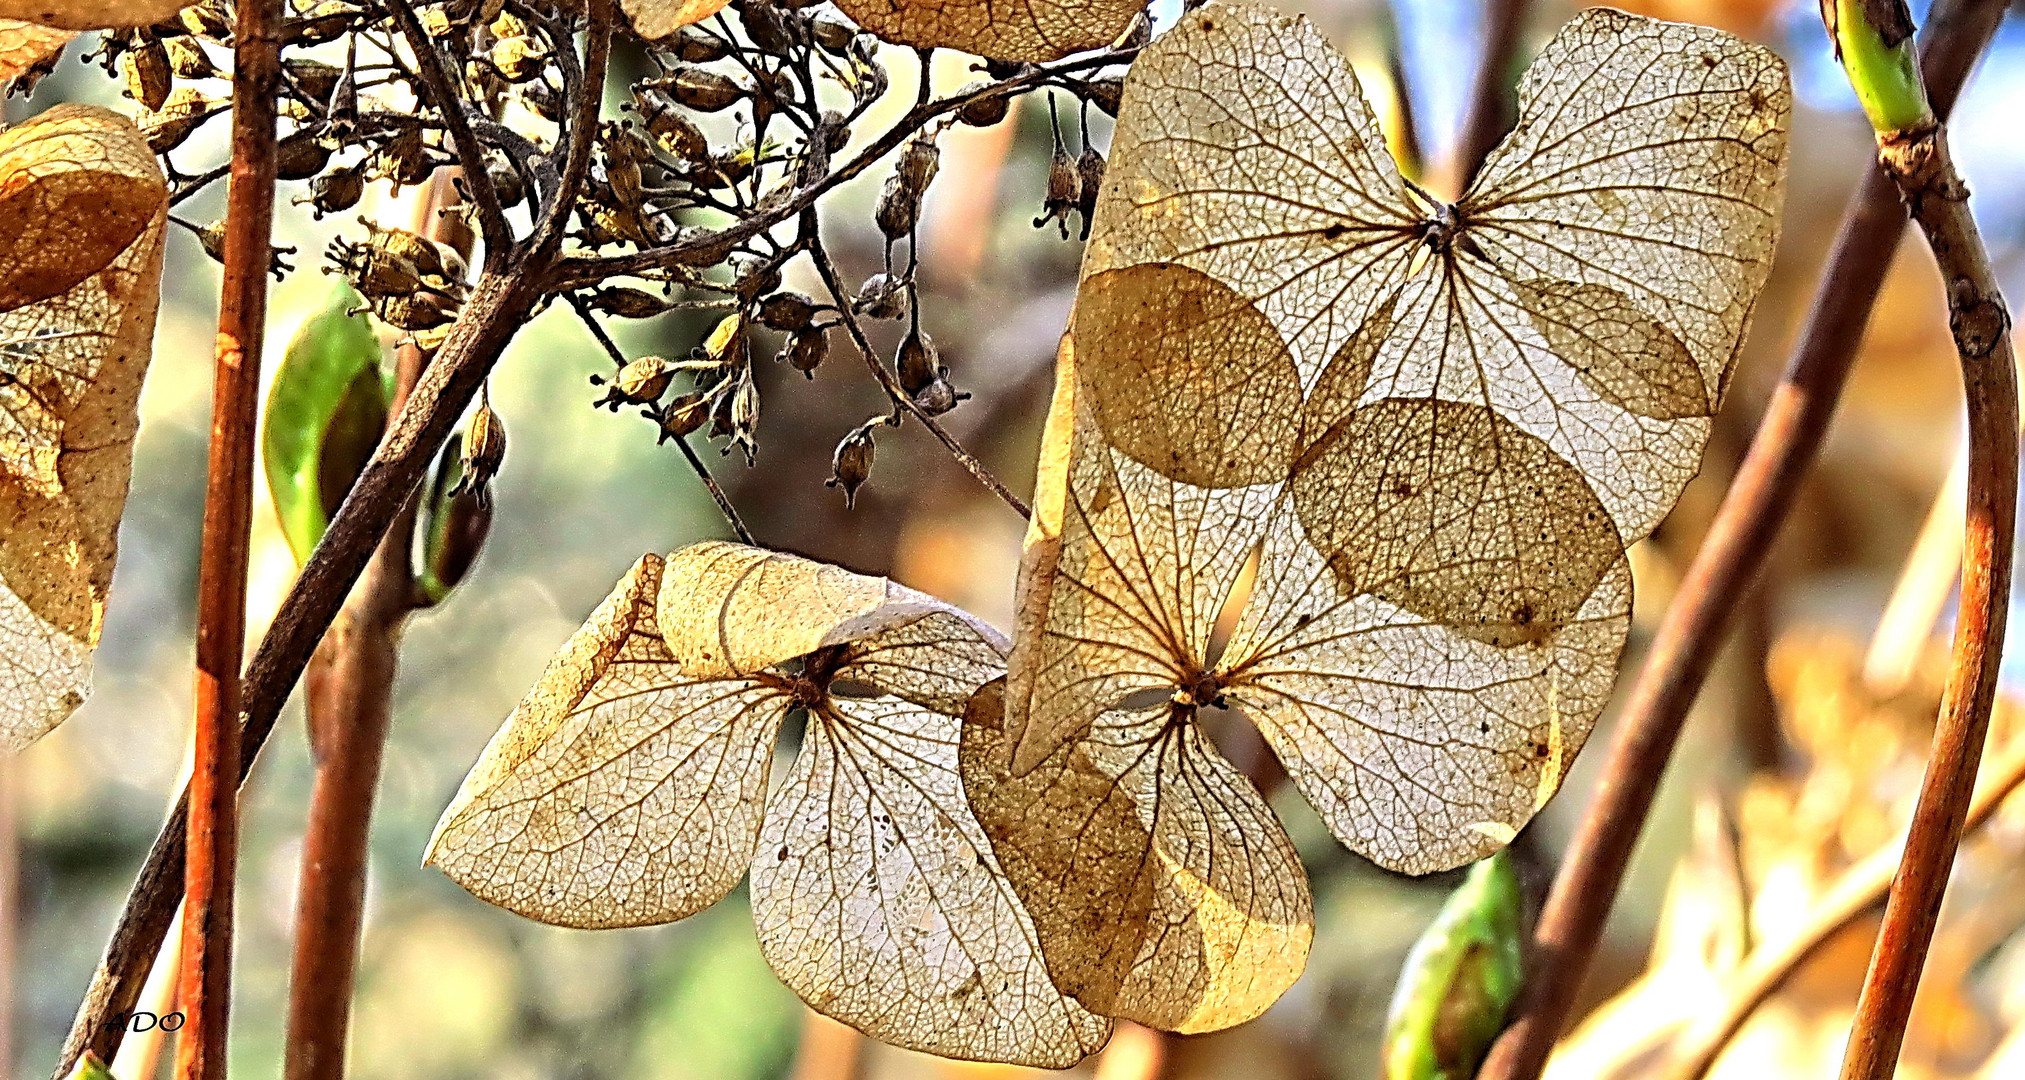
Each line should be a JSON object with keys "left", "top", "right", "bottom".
{"left": 68, "top": 1052, "right": 116, "bottom": 1080}
{"left": 1383, "top": 850, "right": 1526, "bottom": 1080}
{"left": 263, "top": 276, "right": 386, "bottom": 565}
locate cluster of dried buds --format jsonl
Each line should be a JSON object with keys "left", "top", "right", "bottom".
{"left": 327, "top": 220, "right": 471, "bottom": 351}
{"left": 1034, "top": 95, "right": 1109, "bottom": 241}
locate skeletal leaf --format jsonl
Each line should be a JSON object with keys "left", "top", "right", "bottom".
{"left": 0, "top": 105, "right": 166, "bottom": 313}
{"left": 0, "top": 1, "right": 192, "bottom": 31}
{"left": 0, "top": 20, "right": 72, "bottom": 85}
{"left": 833, "top": 0, "right": 1150, "bottom": 64}
{"left": 620, "top": 0, "right": 732, "bottom": 41}
{"left": 428, "top": 543, "right": 1110, "bottom": 1067}
{"left": 981, "top": 0, "right": 1787, "bottom": 1029}
{"left": 0, "top": 106, "right": 166, "bottom": 751}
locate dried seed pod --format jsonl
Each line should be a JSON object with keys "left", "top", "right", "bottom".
{"left": 143, "top": 87, "right": 219, "bottom": 154}
{"left": 1075, "top": 145, "right": 1105, "bottom": 241}
{"left": 592, "top": 356, "right": 675, "bottom": 410}
{"left": 275, "top": 130, "right": 332, "bottom": 181}
{"left": 374, "top": 124, "right": 432, "bottom": 187}
{"left": 491, "top": 10, "right": 529, "bottom": 37}
{"left": 419, "top": 6, "right": 454, "bottom": 36}
{"left": 732, "top": 259, "right": 782, "bottom": 302}
{"left": 663, "top": 67, "right": 745, "bottom": 112}
{"left": 673, "top": 28, "right": 732, "bottom": 64}
{"left": 896, "top": 324, "right": 964, "bottom": 415}
{"left": 782, "top": 327, "right": 828, "bottom": 377}
{"left": 165, "top": 37, "right": 220, "bottom": 80}
{"left": 600, "top": 123, "right": 652, "bottom": 208}
{"left": 744, "top": 3, "right": 799, "bottom": 55}
{"left": 895, "top": 133, "right": 941, "bottom": 195}
{"left": 588, "top": 286, "right": 673, "bottom": 320}
{"left": 483, "top": 155, "right": 526, "bottom": 208}
{"left": 279, "top": 98, "right": 316, "bottom": 123}
{"left": 727, "top": 372, "right": 760, "bottom": 460}
{"left": 853, "top": 273, "right": 906, "bottom": 320}
{"left": 302, "top": 165, "right": 365, "bottom": 217}
{"left": 632, "top": 88, "right": 710, "bottom": 164}
{"left": 657, "top": 392, "right": 709, "bottom": 442}
{"left": 1035, "top": 135, "right": 1077, "bottom": 238}
{"left": 956, "top": 82, "right": 1010, "bottom": 127}
{"left": 180, "top": 1, "right": 233, "bottom": 41}
{"left": 449, "top": 392, "right": 507, "bottom": 507}
{"left": 285, "top": 59, "right": 343, "bottom": 103}
{"left": 361, "top": 220, "right": 463, "bottom": 284}
{"left": 195, "top": 218, "right": 227, "bottom": 265}
{"left": 700, "top": 312, "right": 745, "bottom": 362}
{"left": 875, "top": 172, "right": 919, "bottom": 242}
{"left": 809, "top": 16, "right": 855, "bottom": 55}
{"left": 122, "top": 35, "right": 171, "bottom": 112}
{"left": 826, "top": 421, "right": 876, "bottom": 508}
{"left": 287, "top": 1, "right": 362, "bottom": 46}
{"left": 374, "top": 288, "right": 461, "bottom": 331}
{"left": 522, "top": 79, "right": 565, "bottom": 123}
{"left": 756, "top": 291, "right": 819, "bottom": 332}
{"left": 419, "top": 433, "right": 495, "bottom": 604}
{"left": 818, "top": 110, "right": 851, "bottom": 153}
{"left": 1083, "top": 76, "right": 1124, "bottom": 118}
{"left": 896, "top": 324, "right": 939, "bottom": 398}
{"left": 490, "top": 36, "right": 545, "bottom": 83}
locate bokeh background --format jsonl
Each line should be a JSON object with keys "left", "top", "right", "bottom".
{"left": 7, "top": 0, "right": 2025, "bottom": 1077}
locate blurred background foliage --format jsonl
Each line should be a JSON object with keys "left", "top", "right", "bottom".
{"left": 5, "top": 0, "right": 2025, "bottom": 1078}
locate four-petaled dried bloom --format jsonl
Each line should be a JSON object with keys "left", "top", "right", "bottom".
{"left": 450, "top": 392, "right": 507, "bottom": 508}
{"left": 826, "top": 420, "right": 877, "bottom": 507}
{"left": 854, "top": 273, "right": 906, "bottom": 320}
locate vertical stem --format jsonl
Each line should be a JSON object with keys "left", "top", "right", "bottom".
{"left": 180, "top": 2, "right": 283, "bottom": 1077}
{"left": 1838, "top": 119, "right": 2016, "bottom": 1080}
{"left": 282, "top": 176, "right": 462, "bottom": 1080}
{"left": 1473, "top": 5, "right": 2005, "bottom": 1078}
{"left": 1449, "top": 0, "right": 1533, "bottom": 192}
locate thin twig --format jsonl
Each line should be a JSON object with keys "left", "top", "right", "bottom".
{"left": 565, "top": 293, "right": 757, "bottom": 543}
{"left": 382, "top": 0, "right": 511, "bottom": 257}
{"left": 1839, "top": 111, "right": 2017, "bottom": 1080}
{"left": 803, "top": 212, "right": 1031, "bottom": 518}
{"left": 1450, "top": 0, "right": 1533, "bottom": 192}
{"left": 51, "top": 11, "right": 619, "bottom": 1072}
{"left": 1473, "top": 5, "right": 2007, "bottom": 1078}
{"left": 545, "top": 48, "right": 1138, "bottom": 291}
{"left": 179, "top": 2, "right": 284, "bottom": 1077}
{"left": 1666, "top": 739, "right": 2025, "bottom": 1080}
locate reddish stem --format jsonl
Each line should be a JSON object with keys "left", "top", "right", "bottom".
{"left": 179, "top": 3, "right": 283, "bottom": 1077}
{"left": 1838, "top": 117, "right": 2017, "bottom": 1080}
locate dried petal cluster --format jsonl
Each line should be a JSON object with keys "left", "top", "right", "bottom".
{"left": 0, "top": 104, "right": 167, "bottom": 750}
{"left": 428, "top": 543, "right": 1110, "bottom": 1067}
{"left": 435, "top": 0, "right": 1792, "bottom": 1063}
{"left": 975, "top": 0, "right": 1788, "bottom": 1033}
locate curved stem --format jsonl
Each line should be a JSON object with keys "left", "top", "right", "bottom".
{"left": 1838, "top": 115, "right": 2017, "bottom": 1080}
